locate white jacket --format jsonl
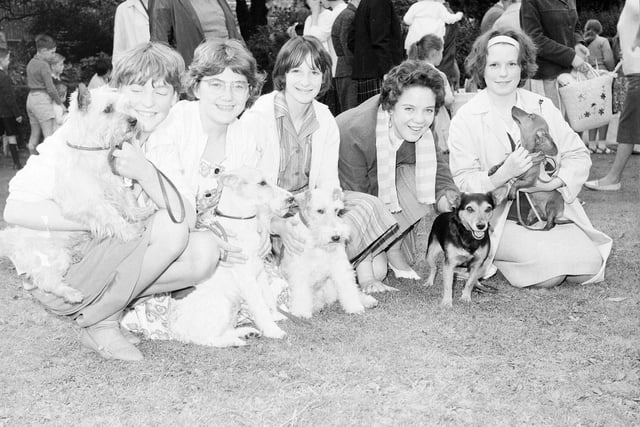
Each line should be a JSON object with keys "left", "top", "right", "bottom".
{"left": 448, "top": 89, "right": 612, "bottom": 284}
{"left": 112, "top": 0, "right": 150, "bottom": 65}
{"left": 240, "top": 91, "right": 341, "bottom": 190}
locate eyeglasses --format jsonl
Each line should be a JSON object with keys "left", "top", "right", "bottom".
{"left": 200, "top": 78, "right": 250, "bottom": 96}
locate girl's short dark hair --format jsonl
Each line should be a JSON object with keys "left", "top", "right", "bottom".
{"left": 464, "top": 29, "right": 537, "bottom": 90}
{"left": 271, "top": 36, "right": 332, "bottom": 97}
{"left": 185, "top": 38, "right": 265, "bottom": 107}
{"left": 379, "top": 59, "right": 446, "bottom": 112}
{"left": 35, "top": 34, "right": 56, "bottom": 51}
{"left": 407, "top": 34, "right": 444, "bottom": 61}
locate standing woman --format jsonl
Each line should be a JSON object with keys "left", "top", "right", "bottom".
{"left": 448, "top": 29, "right": 612, "bottom": 288}
{"left": 337, "top": 59, "right": 460, "bottom": 280}
{"left": 241, "top": 36, "right": 399, "bottom": 293}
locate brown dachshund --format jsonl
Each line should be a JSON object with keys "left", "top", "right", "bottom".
{"left": 489, "top": 106, "right": 565, "bottom": 230}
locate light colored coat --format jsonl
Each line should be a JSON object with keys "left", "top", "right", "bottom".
{"left": 160, "top": 100, "right": 260, "bottom": 205}
{"left": 112, "top": 0, "right": 150, "bottom": 66}
{"left": 240, "top": 91, "right": 341, "bottom": 190}
{"left": 448, "top": 88, "right": 612, "bottom": 284}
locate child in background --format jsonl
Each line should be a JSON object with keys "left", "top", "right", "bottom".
{"left": 408, "top": 34, "right": 454, "bottom": 153}
{"left": 584, "top": 18, "right": 616, "bottom": 154}
{"left": 25, "top": 34, "right": 62, "bottom": 154}
{"left": 403, "top": 0, "right": 463, "bottom": 53}
{"left": 47, "top": 53, "right": 67, "bottom": 132}
{"left": 52, "top": 82, "right": 67, "bottom": 129}
{"left": 0, "top": 48, "right": 24, "bottom": 169}
{"left": 88, "top": 58, "right": 112, "bottom": 89}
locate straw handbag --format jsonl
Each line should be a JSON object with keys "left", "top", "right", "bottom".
{"left": 558, "top": 63, "right": 614, "bottom": 132}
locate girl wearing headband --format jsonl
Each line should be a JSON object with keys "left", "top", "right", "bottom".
{"left": 447, "top": 29, "right": 611, "bottom": 289}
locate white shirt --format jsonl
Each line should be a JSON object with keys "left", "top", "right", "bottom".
{"left": 112, "top": 0, "right": 150, "bottom": 65}
{"left": 403, "top": 1, "right": 462, "bottom": 51}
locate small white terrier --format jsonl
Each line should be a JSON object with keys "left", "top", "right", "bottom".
{"left": 280, "top": 188, "right": 378, "bottom": 318}
{"left": 0, "top": 85, "right": 153, "bottom": 303}
{"left": 169, "top": 167, "right": 295, "bottom": 347}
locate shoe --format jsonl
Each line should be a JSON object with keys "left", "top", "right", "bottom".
{"left": 80, "top": 320, "right": 143, "bottom": 361}
{"left": 120, "top": 326, "right": 141, "bottom": 345}
{"left": 388, "top": 262, "right": 421, "bottom": 280}
{"left": 584, "top": 179, "right": 621, "bottom": 191}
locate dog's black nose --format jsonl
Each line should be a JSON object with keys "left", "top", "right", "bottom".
{"left": 331, "top": 235, "right": 341, "bottom": 242}
{"left": 286, "top": 196, "right": 295, "bottom": 205}
{"left": 127, "top": 117, "right": 138, "bottom": 127}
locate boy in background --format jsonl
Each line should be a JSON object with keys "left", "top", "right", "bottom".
{"left": 25, "top": 34, "right": 62, "bottom": 154}
{"left": 0, "top": 48, "right": 24, "bottom": 169}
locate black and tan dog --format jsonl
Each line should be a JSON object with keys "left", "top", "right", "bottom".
{"left": 423, "top": 192, "right": 495, "bottom": 307}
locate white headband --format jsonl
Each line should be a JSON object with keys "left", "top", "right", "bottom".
{"left": 488, "top": 35, "right": 520, "bottom": 50}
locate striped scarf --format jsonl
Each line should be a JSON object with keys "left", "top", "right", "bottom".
{"left": 375, "top": 105, "right": 437, "bottom": 213}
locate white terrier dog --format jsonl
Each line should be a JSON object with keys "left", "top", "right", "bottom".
{"left": 280, "top": 188, "right": 378, "bottom": 318}
{"left": 169, "top": 167, "right": 295, "bottom": 347}
{"left": 0, "top": 85, "right": 153, "bottom": 303}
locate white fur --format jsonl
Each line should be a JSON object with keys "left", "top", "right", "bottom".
{"left": 0, "top": 86, "right": 153, "bottom": 303}
{"left": 281, "top": 188, "right": 378, "bottom": 318}
{"left": 169, "top": 167, "right": 294, "bottom": 347}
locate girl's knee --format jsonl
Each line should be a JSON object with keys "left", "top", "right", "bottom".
{"left": 151, "top": 210, "right": 189, "bottom": 257}
{"left": 183, "top": 231, "right": 220, "bottom": 282}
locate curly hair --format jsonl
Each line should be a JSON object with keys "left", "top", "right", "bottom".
{"left": 464, "top": 29, "right": 537, "bottom": 90}
{"left": 184, "top": 39, "right": 265, "bottom": 107}
{"left": 271, "top": 36, "right": 333, "bottom": 98}
{"left": 111, "top": 42, "right": 185, "bottom": 95}
{"left": 379, "top": 60, "right": 446, "bottom": 112}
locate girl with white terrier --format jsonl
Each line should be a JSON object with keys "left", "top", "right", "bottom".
{"left": 3, "top": 42, "right": 206, "bottom": 361}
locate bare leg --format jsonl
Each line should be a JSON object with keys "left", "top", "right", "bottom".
{"left": 138, "top": 229, "right": 220, "bottom": 297}
{"left": 593, "top": 143, "right": 634, "bottom": 185}
{"left": 356, "top": 254, "right": 398, "bottom": 293}
{"left": 40, "top": 119, "right": 56, "bottom": 138}
{"left": 27, "top": 120, "right": 42, "bottom": 153}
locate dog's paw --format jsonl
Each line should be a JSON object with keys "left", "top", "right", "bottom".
{"left": 342, "top": 303, "right": 365, "bottom": 314}
{"left": 262, "top": 325, "right": 286, "bottom": 339}
{"left": 422, "top": 278, "right": 435, "bottom": 288}
{"left": 236, "top": 326, "right": 261, "bottom": 340}
{"left": 114, "top": 224, "right": 142, "bottom": 242}
{"left": 460, "top": 293, "right": 472, "bottom": 304}
{"left": 440, "top": 298, "right": 453, "bottom": 308}
{"left": 59, "top": 286, "right": 84, "bottom": 304}
{"left": 360, "top": 280, "right": 398, "bottom": 294}
{"left": 359, "top": 293, "right": 378, "bottom": 309}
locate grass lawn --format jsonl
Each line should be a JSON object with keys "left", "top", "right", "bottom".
{"left": 0, "top": 149, "right": 638, "bottom": 426}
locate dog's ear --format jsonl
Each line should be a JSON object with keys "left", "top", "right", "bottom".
{"left": 77, "top": 83, "right": 91, "bottom": 112}
{"left": 331, "top": 188, "right": 343, "bottom": 202}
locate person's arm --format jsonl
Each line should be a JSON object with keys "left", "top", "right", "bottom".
{"left": 148, "top": 0, "right": 172, "bottom": 44}
{"left": 634, "top": 7, "right": 640, "bottom": 51}
{"left": 111, "top": 143, "right": 196, "bottom": 228}
{"left": 4, "top": 199, "right": 88, "bottom": 231}
{"left": 40, "top": 63, "right": 62, "bottom": 105}
{"left": 315, "top": 109, "right": 341, "bottom": 189}
{"left": 601, "top": 38, "right": 616, "bottom": 71}
{"left": 338, "top": 127, "right": 371, "bottom": 193}
{"left": 520, "top": 0, "right": 576, "bottom": 68}
{"left": 523, "top": 101, "right": 590, "bottom": 202}
{"left": 112, "top": 5, "right": 127, "bottom": 63}
{"left": 439, "top": 4, "right": 463, "bottom": 24}
{"left": 403, "top": 3, "right": 416, "bottom": 25}
{"left": 303, "top": 6, "right": 333, "bottom": 44}
{"left": 338, "top": 12, "right": 354, "bottom": 58}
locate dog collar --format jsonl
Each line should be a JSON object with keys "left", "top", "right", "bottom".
{"left": 213, "top": 208, "right": 256, "bottom": 220}
{"left": 66, "top": 141, "right": 111, "bottom": 151}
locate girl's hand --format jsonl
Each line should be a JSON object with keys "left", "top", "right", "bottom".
{"left": 110, "top": 142, "right": 154, "bottom": 182}
{"left": 436, "top": 189, "right": 461, "bottom": 212}
{"left": 212, "top": 231, "right": 247, "bottom": 266}
{"left": 501, "top": 147, "right": 533, "bottom": 179}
